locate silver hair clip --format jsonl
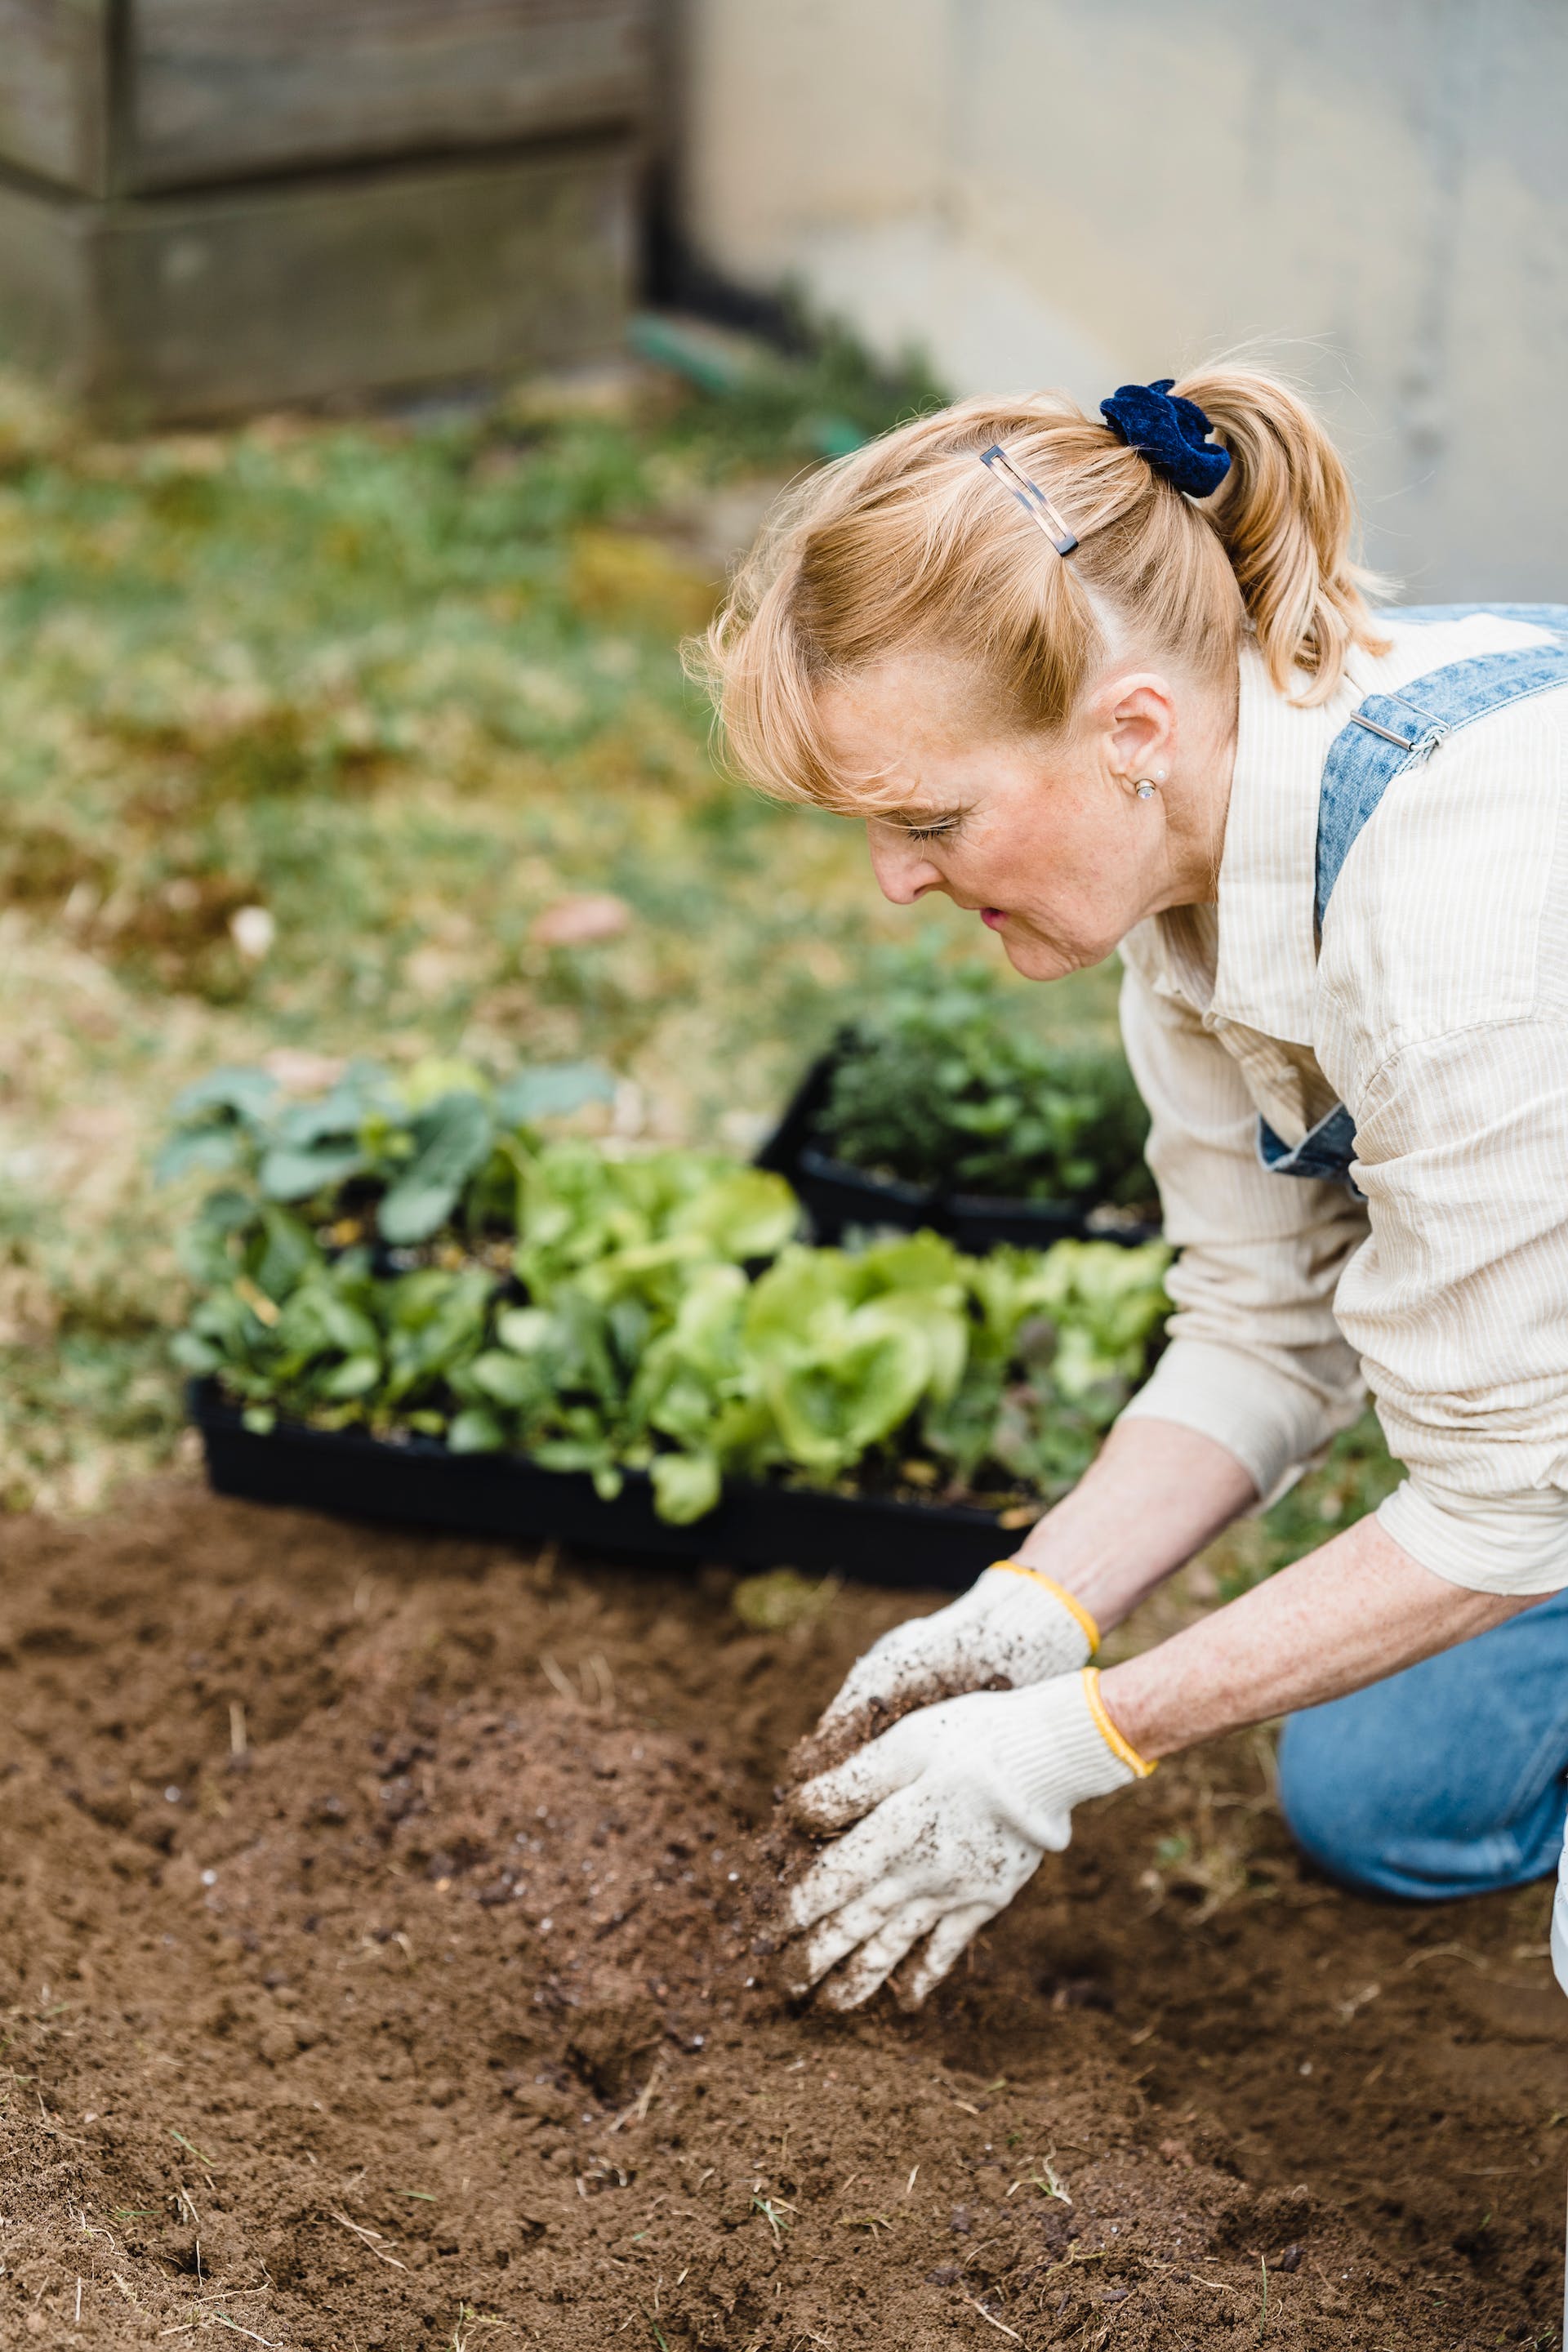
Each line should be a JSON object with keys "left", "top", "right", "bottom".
{"left": 977, "top": 444, "right": 1079, "bottom": 556}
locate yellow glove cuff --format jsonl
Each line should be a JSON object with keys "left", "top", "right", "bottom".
{"left": 987, "top": 1560, "right": 1101, "bottom": 1656}
{"left": 1080, "top": 1667, "right": 1157, "bottom": 1779}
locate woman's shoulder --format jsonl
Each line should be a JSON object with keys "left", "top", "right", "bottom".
{"left": 1335, "top": 605, "right": 1568, "bottom": 893}
{"left": 1353, "top": 602, "right": 1568, "bottom": 690}
{"left": 1320, "top": 635, "right": 1568, "bottom": 1054}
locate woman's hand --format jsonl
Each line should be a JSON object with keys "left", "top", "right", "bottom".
{"left": 796, "top": 1564, "right": 1098, "bottom": 1773}
{"left": 784, "top": 1670, "right": 1143, "bottom": 2011}
{"left": 802, "top": 1419, "right": 1259, "bottom": 1775}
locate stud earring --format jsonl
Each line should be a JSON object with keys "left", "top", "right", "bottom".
{"left": 1134, "top": 780, "right": 1156, "bottom": 800}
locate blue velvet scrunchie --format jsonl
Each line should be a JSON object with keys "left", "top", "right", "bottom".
{"left": 1099, "top": 378, "right": 1231, "bottom": 498}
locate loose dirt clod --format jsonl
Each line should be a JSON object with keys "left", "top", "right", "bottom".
{"left": 784, "top": 1668, "right": 1018, "bottom": 1792}
{"left": 0, "top": 1481, "right": 1561, "bottom": 2348}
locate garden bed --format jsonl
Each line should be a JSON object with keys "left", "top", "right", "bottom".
{"left": 2, "top": 1477, "right": 1562, "bottom": 2348}
{"left": 6, "top": 327, "right": 1530, "bottom": 2352}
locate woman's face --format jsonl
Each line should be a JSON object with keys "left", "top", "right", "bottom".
{"left": 817, "top": 654, "right": 1211, "bottom": 983}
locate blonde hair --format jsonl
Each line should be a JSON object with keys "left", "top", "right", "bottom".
{"left": 695, "top": 365, "right": 1389, "bottom": 812}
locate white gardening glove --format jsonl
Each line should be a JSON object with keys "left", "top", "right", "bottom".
{"left": 803, "top": 1563, "right": 1099, "bottom": 1763}
{"left": 785, "top": 1669, "right": 1152, "bottom": 2011}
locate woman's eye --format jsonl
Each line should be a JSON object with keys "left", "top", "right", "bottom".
{"left": 904, "top": 818, "right": 959, "bottom": 844}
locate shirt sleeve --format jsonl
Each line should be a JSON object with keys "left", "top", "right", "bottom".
{"left": 1115, "top": 956, "right": 1369, "bottom": 1498}
{"left": 1335, "top": 1018, "right": 1568, "bottom": 1597}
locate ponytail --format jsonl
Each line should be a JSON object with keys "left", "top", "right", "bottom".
{"left": 1174, "top": 365, "right": 1388, "bottom": 702}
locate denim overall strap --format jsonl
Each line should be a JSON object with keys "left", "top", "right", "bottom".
{"left": 1258, "top": 631, "right": 1568, "bottom": 1185}
{"left": 1314, "top": 639, "right": 1568, "bottom": 926}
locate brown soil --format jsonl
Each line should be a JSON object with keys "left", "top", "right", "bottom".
{"left": 0, "top": 1484, "right": 1562, "bottom": 2349}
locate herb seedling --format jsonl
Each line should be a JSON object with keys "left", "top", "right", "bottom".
{"left": 812, "top": 951, "right": 1152, "bottom": 1207}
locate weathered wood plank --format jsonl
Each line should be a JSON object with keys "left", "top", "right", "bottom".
{"left": 0, "top": 168, "right": 97, "bottom": 374}
{"left": 125, "top": 0, "right": 652, "bottom": 191}
{"left": 0, "top": 0, "right": 109, "bottom": 193}
{"left": 0, "top": 140, "right": 635, "bottom": 419}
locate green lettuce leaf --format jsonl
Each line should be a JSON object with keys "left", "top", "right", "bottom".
{"left": 650, "top": 1451, "right": 723, "bottom": 1524}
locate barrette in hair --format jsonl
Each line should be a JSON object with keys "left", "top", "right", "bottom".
{"left": 977, "top": 444, "right": 1078, "bottom": 556}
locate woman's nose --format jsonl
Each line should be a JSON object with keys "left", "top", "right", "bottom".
{"left": 866, "top": 826, "right": 941, "bottom": 906}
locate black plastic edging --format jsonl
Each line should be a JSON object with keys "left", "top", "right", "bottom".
{"left": 192, "top": 1384, "right": 1013, "bottom": 1592}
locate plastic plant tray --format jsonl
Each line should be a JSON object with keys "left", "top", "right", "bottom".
{"left": 755, "top": 1042, "right": 1160, "bottom": 1252}
{"left": 191, "top": 1383, "right": 1017, "bottom": 1592}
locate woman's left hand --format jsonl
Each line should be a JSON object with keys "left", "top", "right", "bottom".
{"left": 784, "top": 1671, "right": 1141, "bottom": 2010}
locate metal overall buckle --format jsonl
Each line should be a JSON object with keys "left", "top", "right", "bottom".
{"left": 1349, "top": 688, "right": 1451, "bottom": 760}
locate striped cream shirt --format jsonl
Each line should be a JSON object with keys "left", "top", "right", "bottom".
{"left": 1117, "top": 610, "right": 1568, "bottom": 1598}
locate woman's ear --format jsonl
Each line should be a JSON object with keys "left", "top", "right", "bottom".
{"left": 1096, "top": 672, "right": 1178, "bottom": 788}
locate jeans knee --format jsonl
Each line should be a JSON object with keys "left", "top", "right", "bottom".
{"left": 1277, "top": 1704, "right": 1566, "bottom": 1901}
{"left": 1275, "top": 1712, "right": 1392, "bottom": 1892}
{"left": 1277, "top": 1597, "right": 1568, "bottom": 1901}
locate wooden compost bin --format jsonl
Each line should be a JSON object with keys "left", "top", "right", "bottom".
{"left": 0, "top": 0, "right": 650, "bottom": 417}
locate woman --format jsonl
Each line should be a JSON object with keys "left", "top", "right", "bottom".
{"left": 701, "top": 368, "right": 1568, "bottom": 2011}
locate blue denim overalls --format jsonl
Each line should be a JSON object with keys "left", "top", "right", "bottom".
{"left": 1257, "top": 604, "right": 1568, "bottom": 1187}
{"left": 1268, "top": 604, "right": 1568, "bottom": 1901}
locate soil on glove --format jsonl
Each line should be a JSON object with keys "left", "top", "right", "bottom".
{"left": 0, "top": 1482, "right": 1562, "bottom": 2349}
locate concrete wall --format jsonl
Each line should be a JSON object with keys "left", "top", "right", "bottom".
{"left": 678, "top": 0, "right": 1568, "bottom": 598}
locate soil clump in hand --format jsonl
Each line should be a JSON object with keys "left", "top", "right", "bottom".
{"left": 786, "top": 1665, "right": 1018, "bottom": 1790}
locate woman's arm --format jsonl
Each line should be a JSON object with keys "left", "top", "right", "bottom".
{"left": 1102, "top": 1506, "right": 1538, "bottom": 1757}
{"left": 1000, "top": 1412, "right": 1537, "bottom": 1751}
{"left": 1114, "top": 951, "right": 1370, "bottom": 1510}
{"left": 1012, "top": 1413, "right": 1260, "bottom": 1632}
{"left": 784, "top": 1509, "right": 1544, "bottom": 2011}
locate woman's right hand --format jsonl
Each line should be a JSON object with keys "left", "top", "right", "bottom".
{"left": 785, "top": 1668, "right": 1141, "bottom": 2008}
{"left": 797, "top": 1563, "right": 1098, "bottom": 1771}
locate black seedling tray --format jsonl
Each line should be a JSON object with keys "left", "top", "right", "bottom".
{"left": 192, "top": 1383, "right": 1014, "bottom": 1591}
{"left": 755, "top": 1045, "right": 1160, "bottom": 1252}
